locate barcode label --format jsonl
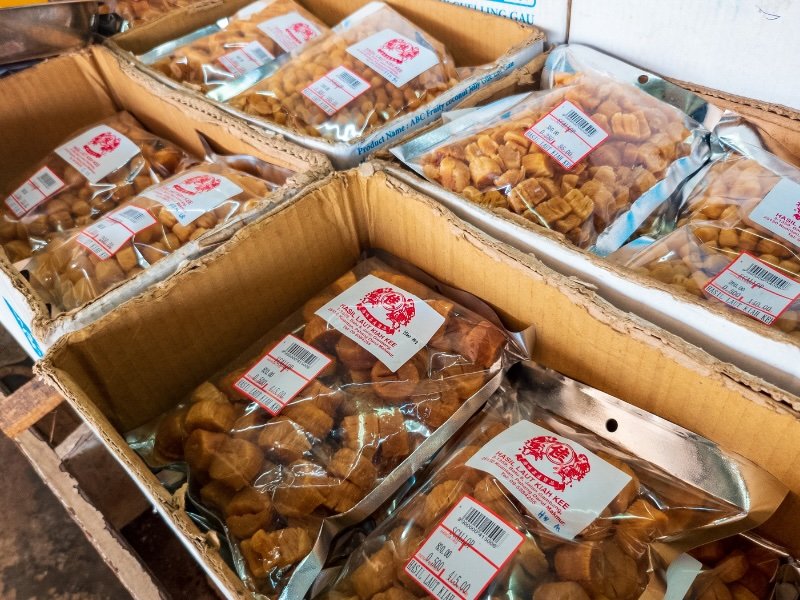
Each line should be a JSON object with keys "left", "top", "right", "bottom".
{"left": 284, "top": 341, "right": 319, "bottom": 367}
{"left": 704, "top": 252, "right": 800, "bottom": 326}
{"left": 234, "top": 334, "right": 331, "bottom": 415}
{"left": 525, "top": 100, "right": 608, "bottom": 170}
{"left": 405, "top": 496, "right": 523, "bottom": 600}
{"left": 5, "top": 166, "right": 66, "bottom": 217}
{"left": 461, "top": 507, "right": 508, "bottom": 547}
{"left": 257, "top": 11, "right": 322, "bottom": 52}
{"left": 564, "top": 108, "right": 597, "bottom": 136}
{"left": 76, "top": 205, "right": 156, "bottom": 260}
{"left": 337, "top": 69, "right": 363, "bottom": 90}
{"left": 217, "top": 41, "right": 274, "bottom": 76}
{"left": 302, "top": 66, "right": 371, "bottom": 116}
{"left": 744, "top": 262, "right": 791, "bottom": 290}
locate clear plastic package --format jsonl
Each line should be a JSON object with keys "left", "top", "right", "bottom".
{"left": 228, "top": 2, "right": 459, "bottom": 142}
{"left": 318, "top": 363, "right": 787, "bottom": 600}
{"left": 392, "top": 52, "right": 708, "bottom": 252}
{"left": 676, "top": 534, "right": 793, "bottom": 600}
{"left": 26, "top": 162, "right": 278, "bottom": 312}
{"left": 616, "top": 150, "right": 800, "bottom": 335}
{"left": 132, "top": 256, "right": 530, "bottom": 598}
{"left": 145, "top": 0, "right": 329, "bottom": 94}
{"left": 1, "top": 111, "right": 194, "bottom": 262}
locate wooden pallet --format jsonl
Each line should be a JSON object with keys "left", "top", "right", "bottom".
{"left": 0, "top": 378, "right": 221, "bottom": 600}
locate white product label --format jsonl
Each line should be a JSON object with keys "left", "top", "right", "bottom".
{"left": 4, "top": 166, "right": 65, "bottom": 217}
{"left": 466, "top": 421, "right": 631, "bottom": 540}
{"left": 234, "top": 334, "right": 332, "bottom": 415}
{"left": 525, "top": 100, "right": 608, "bottom": 170}
{"left": 76, "top": 205, "right": 156, "bottom": 259}
{"left": 217, "top": 41, "right": 274, "bottom": 76}
{"left": 55, "top": 125, "right": 140, "bottom": 183}
{"left": 404, "top": 496, "right": 523, "bottom": 600}
{"left": 663, "top": 554, "right": 704, "bottom": 600}
{"left": 747, "top": 177, "right": 800, "bottom": 250}
{"left": 141, "top": 171, "right": 243, "bottom": 227}
{"left": 346, "top": 29, "right": 440, "bottom": 88}
{"left": 315, "top": 274, "right": 444, "bottom": 372}
{"left": 704, "top": 252, "right": 800, "bottom": 326}
{"left": 302, "top": 66, "right": 371, "bottom": 116}
{"left": 257, "top": 11, "right": 322, "bottom": 52}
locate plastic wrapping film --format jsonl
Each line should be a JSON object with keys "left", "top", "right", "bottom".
{"left": 127, "top": 255, "right": 532, "bottom": 599}
{"left": 226, "top": 2, "right": 460, "bottom": 143}
{"left": 392, "top": 44, "right": 710, "bottom": 255}
{"left": 663, "top": 533, "right": 799, "bottom": 600}
{"left": 99, "top": 0, "right": 192, "bottom": 30}
{"left": 1, "top": 111, "right": 195, "bottom": 262}
{"left": 612, "top": 145, "right": 800, "bottom": 337}
{"left": 139, "top": 0, "right": 329, "bottom": 95}
{"left": 25, "top": 162, "right": 284, "bottom": 313}
{"left": 316, "top": 362, "right": 787, "bottom": 600}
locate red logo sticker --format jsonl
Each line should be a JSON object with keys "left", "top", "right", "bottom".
{"left": 288, "top": 21, "right": 316, "bottom": 43}
{"left": 175, "top": 175, "right": 221, "bottom": 195}
{"left": 83, "top": 132, "right": 121, "bottom": 158}
{"left": 356, "top": 287, "right": 416, "bottom": 334}
{"left": 516, "top": 436, "right": 591, "bottom": 492}
{"left": 378, "top": 38, "right": 420, "bottom": 64}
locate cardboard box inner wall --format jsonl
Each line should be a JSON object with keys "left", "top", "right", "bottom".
{"left": 112, "top": 0, "right": 534, "bottom": 68}
{"left": 40, "top": 167, "right": 800, "bottom": 597}
{"left": 0, "top": 44, "right": 330, "bottom": 356}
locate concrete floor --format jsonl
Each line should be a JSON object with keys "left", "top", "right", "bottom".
{"left": 0, "top": 325, "right": 220, "bottom": 599}
{"left": 0, "top": 431, "right": 132, "bottom": 600}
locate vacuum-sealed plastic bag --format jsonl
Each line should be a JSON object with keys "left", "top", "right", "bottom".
{"left": 228, "top": 2, "right": 459, "bottom": 142}
{"left": 667, "top": 534, "right": 794, "bottom": 599}
{"left": 142, "top": 0, "right": 329, "bottom": 94}
{"left": 131, "top": 256, "right": 530, "bottom": 598}
{"left": 1, "top": 112, "right": 194, "bottom": 262}
{"left": 392, "top": 46, "right": 708, "bottom": 253}
{"left": 614, "top": 148, "right": 800, "bottom": 335}
{"left": 318, "top": 363, "right": 787, "bottom": 600}
{"left": 26, "top": 163, "right": 278, "bottom": 312}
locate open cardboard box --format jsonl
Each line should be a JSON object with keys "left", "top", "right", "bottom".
{"left": 37, "top": 164, "right": 800, "bottom": 598}
{"left": 385, "top": 45, "right": 800, "bottom": 397}
{"left": 107, "top": 0, "right": 546, "bottom": 168}
{"left": 0, "top": 44, "right": 331, "bottom": 360}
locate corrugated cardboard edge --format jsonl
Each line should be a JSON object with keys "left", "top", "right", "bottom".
{"left": 0, "top": 45, "right": 331, "bottom": 347}
{"left": 383, "top": 163, "right": 800, "bottom": 399}
{"left": 105, "top": 14, "right": 546, "bottom": 167}
{"left": 42, "top": 164, "right": 800, "bottom": 416}
{"left": 35, "top": 163, "right": 800, "bottom": 595}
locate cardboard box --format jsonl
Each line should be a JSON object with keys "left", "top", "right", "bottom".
{"left": 0, "top": 44, "right": 331, "bottom": 360}
{"left": 386, "top": 41, "right": 800, "bottom": 396}
{"left": 108, "top": 0, "right": 546, "bottom": 168}
{"left": 38, "top": 165, "right": 800, "bottom": 599}
{"left": 437, "top": 0, "right": 569, "bottom": 43}
{"left": 568, "top": 0, "right": 800, "bottom": 112}
{"left": 387, "top": 165, "right": 800, "bottom": 397}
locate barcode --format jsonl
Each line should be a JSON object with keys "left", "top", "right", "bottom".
{"left": 119, "top": 207, "right": 148, "bottom": 223}
{"left": 462, "top": 507, "right": 508, "bottom": 546}
{"left": 744, "top": 262, "right": 791, "bottom": 290}
{"left": 37, "top": 170, "right": 59, "bottom": 190}
{"left": 336, "top": 69, "right": 363, "bottom": 90}
{"left": 564, "top": 109, "right": 598, "bottom": 137}
{"left": 284, "top": 342, "right": 319, "bottom": 367}
{"left": 250, "top": 45, "right": 272, "bottom": 62}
